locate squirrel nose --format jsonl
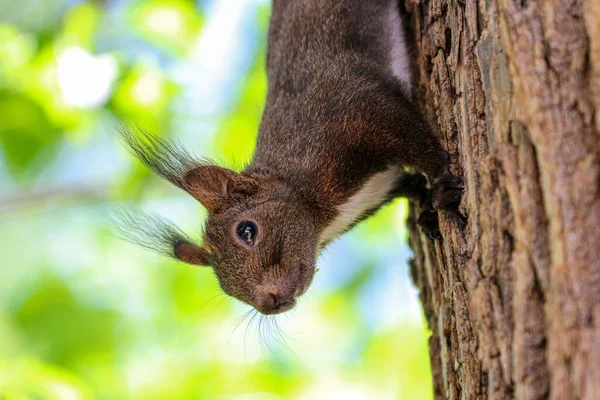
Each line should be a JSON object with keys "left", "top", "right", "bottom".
{"left": 258, "top": 292, "right": 296, "bottom": 315}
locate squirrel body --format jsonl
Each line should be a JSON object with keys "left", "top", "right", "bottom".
{"left": 119, "top": 0, "right": 463, "bottom": 315}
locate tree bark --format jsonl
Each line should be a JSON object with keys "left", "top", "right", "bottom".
{"left": 405, "top": 0, "right": 600, "bottom": 399}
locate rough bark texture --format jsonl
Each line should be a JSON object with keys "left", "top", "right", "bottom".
{"left": 405, "top": 0, "right": 600, "bottom": 399}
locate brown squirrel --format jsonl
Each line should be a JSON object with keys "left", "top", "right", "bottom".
{"left": 117, "top": 0, "right": 463, "bottom": 316}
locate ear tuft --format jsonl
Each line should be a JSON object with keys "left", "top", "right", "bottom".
{"left": 110, "top": 208, "right": 211, "bottom": 267}
{"left": 118, "top": 126, "right": 256, "bottom": 211}
{"left": 118, "top": 125, "right": 204, "bottom": 189}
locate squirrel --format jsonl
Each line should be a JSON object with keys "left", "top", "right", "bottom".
{"left": 117, "top": 0, "right": 464, "bottom": 316}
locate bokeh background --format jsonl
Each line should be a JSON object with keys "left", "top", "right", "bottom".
{"left": 0, "top": 0, "right": 434, "bottom": 398}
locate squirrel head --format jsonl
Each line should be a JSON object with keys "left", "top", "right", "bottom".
{"left": 116, "top": 128, "right": 318, "bottom": 315}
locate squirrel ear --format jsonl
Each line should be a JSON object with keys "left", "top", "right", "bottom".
{"left": 174, "top": 242, "right": 211, "bottom": 266}
{"left": 182, "top": 165, "right": 257, "bottom": 210}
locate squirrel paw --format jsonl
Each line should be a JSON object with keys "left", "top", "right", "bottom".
{"left": 416, "top": 178, "right": 467, "bottom": 240}
{"left": 455, "top": 210, "right": 468, "bottom": 229}
{"left": 432, "top": 173, "right": 464, "bottom": 210}
{"left": 417, "top": 208, "right": 441, "bottom": 240}
{"left": 401, "top": 172, "right": 428, "bottom": 189}
{"left": 390, "top": 172, "right": 429, "bottom": 203}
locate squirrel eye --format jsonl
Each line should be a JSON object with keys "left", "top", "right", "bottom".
{"left": 236, "top": 221, "right": 257, "bottom": 246}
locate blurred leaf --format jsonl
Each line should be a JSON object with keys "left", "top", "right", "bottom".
{"left": 0, "top": 24, "right": 38, "bottom": 86}
{"left": 0, "top": 357, "right": 94, "bottom": 400}
{"left": 111, "top": 65, "right": 177, "bottom": 123}
{"left": 13, "top": 275, "right": 118, "bottom": 368}
{"left": 355, "top": 199, "right": 408, "bottom": 244}
{"left": 0, "top": 91, "right": 61, "bottom": 180}
{"left": 130, "top": 0, "right": 203, "bottom": 55}
{"left": 113, "top": 160, "right": 155, "bottom": 200}
{"left": 362, "top": 328, "right": 433, "bottom": 400}
{"left": 60, "top": 2, "right": 103, "bottom": 50}
{"left": 25, "top": 43, "right": 88, "bottom": 129}
{"left": 215, "top": 52, "right": 267, "bottom": 168}
{"left": 169, "top": 263, "right": 226, "bottom": 319}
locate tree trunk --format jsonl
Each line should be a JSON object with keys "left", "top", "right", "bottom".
{"left": 404, "top": 0, "right": 600, "bottom": 399}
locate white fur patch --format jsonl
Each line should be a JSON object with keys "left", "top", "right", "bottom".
{"left": 386, "top": 3, "right": 412, "bottom": 87}
{"left": 319, "top": 166, "right": 402, "bottom": 245}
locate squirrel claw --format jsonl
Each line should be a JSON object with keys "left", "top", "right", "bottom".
{"left": 455, "top": 211, "right": 468, "bottom": 228}
{"left": 417, "top": 208, "right": 441, "bottom": 240}
{"left": 425, "top": 228, "right": 442, "bottom": 240}
{"left": 432, "top": 174, "right": 464, "bottom": 210}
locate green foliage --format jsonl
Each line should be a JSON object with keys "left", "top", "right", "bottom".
{"left": 215, "top": 50, "right": 267, "bottom": 168}
{"left": 0, "top": 91, "right": 62, "bottom": 179}
{"left": 111, "top": 65, "right": 178, "bottom": 123}
{"left": 0, "top": 1, "right": 433, "bottom": 398}
{"left": 130, "top": 0, "right": 203, "bottom": 55}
